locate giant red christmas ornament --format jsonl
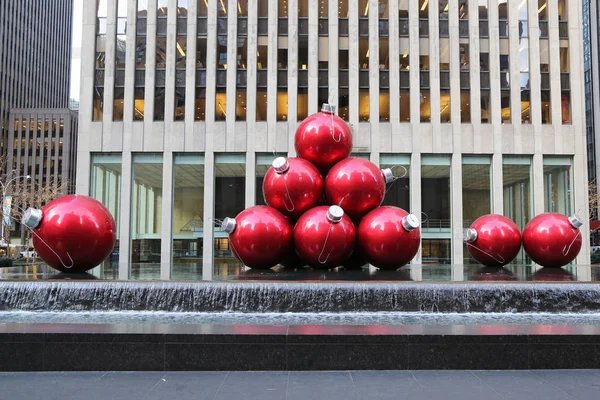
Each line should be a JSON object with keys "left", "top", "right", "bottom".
{"left": 522, "top": 212, "right": 583, "bottom": 268}
{"left": 262, "top": 157, "right": 324, "bottom": 219}
{"left": 294, "top": 103, "right": 353, "bottom": 170}
{"left": 293, "top": 205, "right": 356, "bottom": 269}
{"left": 325, "top": 157, "right": 394, "bottom": 220}
{"left": 221, "top": 206, "right": 292, "bottom": 269}
{"left": 358, "top": 206, "right": 420, "bottom": 270}
{"left": 464, "top": 214, "right": 522, "bottom": 267}
{"left": 23, "top": 195, "right": 116, "bottom": 273}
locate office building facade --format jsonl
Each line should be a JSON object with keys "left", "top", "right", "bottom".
{"left": 78, "top": 0, "right": 589, "bottom": 280}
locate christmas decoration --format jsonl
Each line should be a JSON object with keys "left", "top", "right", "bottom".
{"left": 221, "top": 206, "right": 292, "bottom": 269}
{"left": 294, "top": 104, "right": 352, "bottom": 170}
{"left": 22, "top": 195, "right": 116, "bottom": 272}
{"left": 263, "top": 157, "right": 324, "bottom": 219}
{"left": 325, "top": 157, "right": 394, "bottom": 220}
{"left": 464, "top": 214, "right": 522, "bottom": 267}
{"left": 293, "top": 205, "right": 356, "bottom": 269}
{"left": 522, "top": 212, "right": 583, "bottom": 268}
{"left": 358, "top": 206, "right": 420, "bottom": 270}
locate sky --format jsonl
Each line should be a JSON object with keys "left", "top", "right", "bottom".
{"left": 70, "top": 0, "right": 83, "bottom": 101}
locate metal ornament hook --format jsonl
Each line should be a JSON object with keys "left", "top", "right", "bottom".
{"left": 465, "top": 242, "right": 506, "bottom": 264}
{"left": 317, "top": 223, "right": 335, "bottom": 264}
{"left": 563, "top": 229, "right": 582, "bottom": 257}
{"left": 25, "top": 225, "right": 75, "bottom": 269}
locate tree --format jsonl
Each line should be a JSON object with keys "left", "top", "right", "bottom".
{"left": 0, "top": 156, "right": 69, "bottom": 257}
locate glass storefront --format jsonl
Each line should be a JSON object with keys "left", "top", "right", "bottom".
{"left": 422, "top": 155, "right": 451, "bottom": 264}
{"left": 90, "top": 154, "right": 122, "bottom": 278}
{"left": 543, "top": 156, "right": 572, "bottom": 215}
{"left": 380, "top": 154, "right": 410, "bottom": 211}
{"left": 462, "top": 156, "right": 491, "bottom": 264}
{"left": 172, "top": 154, "right": 204, "bottom": 280}
{"left": 213, "top": 154, "right": 246, "bottom": 279}
{"left": 130, "top": 154, "right": 163, "bottom": 279}
{"left": 503, "top": 156, "right": 532, "bottom": 264}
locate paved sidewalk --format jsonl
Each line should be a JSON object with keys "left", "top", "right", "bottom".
{"left": 1, "top": 370, "right": 599, "bottom": 400}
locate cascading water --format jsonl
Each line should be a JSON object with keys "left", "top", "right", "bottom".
{"left": 1, "top": 281, "right": 600, "bottom": 313}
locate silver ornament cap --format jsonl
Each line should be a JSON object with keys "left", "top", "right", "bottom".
{"left": 568, "top": 214, "right": 583, "bottom": 229}
{"left": 321, "top": 103, "right": 336, "bottom": 114}
{"left": 326, "top": 205, "right": 344, "bottom": 223}
{"left": 382, "top": 168, "right": 394, "bottom": 184}
{"left": 464, "top": 228, "right": 478, "bottom": 243}
{"left": 272, "top": 157, "right": 290, "bottom": 174}
{"left": 401, "top": 214, "right": 420, "bottom": 232}
{"left": 221, "top": 217, "right": 237, "bottom": 234}
{"left": 22, "top": 208, "right": 43, "bottom": 229}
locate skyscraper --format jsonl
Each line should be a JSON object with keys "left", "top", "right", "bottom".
{"left": 0, "top": 0, "right": 73, "bottom": 139}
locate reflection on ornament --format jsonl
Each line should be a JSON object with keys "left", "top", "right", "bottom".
{"left": 221, "top": 206, "right": 292, "bottom": 269}
{"left": 522, "top": 212, "right": 583, "bottom": 268}
{"left": 23, "top": 195, "right": 116, "bottom": 273}
{"left": 293, "top": 205, "right": 356, "bottom": 269}
{"left": 358, "top": 206, "right": 420, "bottom": 270}
{"left": 464, "top": 214, "right": 522, "bottom": 267}
{"left": 263, "top": 157, "right": 324, "bottom": 219}
{"left": 294, "top": 103, "right": 352, "bottom": 170}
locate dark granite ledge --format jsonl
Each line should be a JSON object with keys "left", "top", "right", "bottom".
{"left": 0, "top": 322, "right": 599, "bottom": 371}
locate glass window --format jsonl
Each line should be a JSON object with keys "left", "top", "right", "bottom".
{"left": 172, "top": 154, "right": 204, "bottom": 280}
{"left": 419, "top": 0, "right": 428, "bottom": 18}
{"left": 131, "top": 154, "right": 163, "bottom": 279}
{"left": 214, "top": 154, "right": 246, "bottom": 278}
{"left": 538, "top": 0, "right": 548, "bottom": 20}
{"left": 503, "top": 156, "right": 531, "bottom": 264}
{"left": 90, "top": 154, "right": 122, "bottom": 278}
{"left": 440, "top": 90, "right": 450, "bottom": 123}
{"left": 381, "top": 154, "right": 410, "bottom": 210}
{"left": 359, "top": 90, "right": 369, "bottom": 122}
{"left": 216, "top": 88, "right": 226, "bottom": 120}
{"left": 422, "top": 156, "right": 451, "bottom": 264}
{"left": 255, "top": 154, "right": 280, "bottom": 206}
{"left": 544, "top": 157, "right": 572, "bottom": 215}
{"left": 481, "top": 89, "right": 490, "bottom": 123}
{"left": 462, "top": 157, "right": 491, "bottom": 264}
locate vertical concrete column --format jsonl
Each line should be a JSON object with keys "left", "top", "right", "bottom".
{"left": 468, "top": 0, "right": 481, "bottom": 145}
{"left": 123, "top": 0, "right": 137, "bottom": 125}
{"left": 547, "top": 0, "right": 561, "bottom": 148}
{"left": 409, "top": 0, "right": 421, "bottom": 264}
{"left": 388, "top": 0, "right": 399, "bottom": 126}
{"left": 266, "top": 0, "right": 278, "bottom": 151}
{"left": 451, "top": 153, "right": 464, "bottom": 270}
{"left": 328, "top": 0, "right": 339, "bottom": 110}
{"left": 410, "top": 152, "right": 422, "bottom": 264}
{"left": 488, "top": 1, "right": 503, "bottom": 214}
{"left": 348, "top": 0, "right": 359, "bottom": 126}
{"left": 164, "top": 0, "right": 177, "bottom": 126}
{"left": 144, "top": 0, "right": 158, "bottom": 146}
{"left": 102, "top": 0, "right": 118, "bottom": 140}
{"left": 491, "top": 152, "right": 504, "bottom": 214}
{"left": 569, "top": 0, "right": 591, "bottom": 265}
{"left": 591, "top": 0, "right": 600, "bottom": 189}
{"left": 288, "top": 0, "right": 299, "bottom": 151}
{"left": 429, "top": 0, "right": 441, "bottom": 146}
{"left": 308, "top": 0, "right": 319, "bottom": 114}
{"left": 118, "top": 151, "right": 133, "bottom": 279}
{"left": 202, "top": 0, "right": 219, "bottom": 280}
{"left": 448, "top": 0, "right": 460, "bottom": 128}
{"left": 368, "top": 0, "right": 379, "bottom": 165}
{"left": 160, "top": 151, "right": 173, "bottom": 279}
{"left": 225, "top": 0, "right": 238, "bottom": 149}
{"left": 184, "top": 0, "right": 198, "bottom": 148}
{"left": 246, "top": 0, "right": 258, "bottom": 206}
{"left": 507, "top": 0, "right": 520, "bottom": 151}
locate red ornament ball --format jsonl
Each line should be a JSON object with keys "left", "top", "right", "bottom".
{"left": 294, "top": 104, "right": 352, "bottom": 170}
{"left": 325, "top": 157, "right": 393, "bottom": 220}
{"left": 24, "top": 195, "right": 116, "bottom": 272}
{"left": 358, "top": 206, "right": 420, "bottom": 270}
{"left": 464, "top": 214, "right": 522, "bottom": 267}
{"left": 262, "top": 157, "right": 324, "bottom": 219}
{"left": 293, "top": 205, "right": 356, "bottom": 269}
{"left": 522, "top": 212, "right": 583, "bottom": 268}
{"left": 222, "top": 206, "right": 292, "bottom": 269}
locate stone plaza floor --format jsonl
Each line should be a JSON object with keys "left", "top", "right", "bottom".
{"left": 1, "top": 370, "right": 599, "bottom": 400}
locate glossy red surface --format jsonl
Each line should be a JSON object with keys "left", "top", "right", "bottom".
{"left": 294, "top": 111, "right": 352, "bottom": 169}
{"left": 228, "top": 206, "right": 292, "bottom": 269}
{"left": 325, "top": 158, "right": 386, "bottom": 219}
{"left": 522, "top": 212, "right": 582, "bottom": 268}
{"left": 32, "top": 195, "right": 116, "bottom": 272}
{"left": 263, "top": 157, "right": 324, "bottom": 219}
{"left": 466, "top": 214, "right": 522, "bottom": 267}
{"left": 358, "top": 206, "right": 420, "bottom": 270}
{"left": 293, "top": 206, "right": 356, "bottom": 269}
